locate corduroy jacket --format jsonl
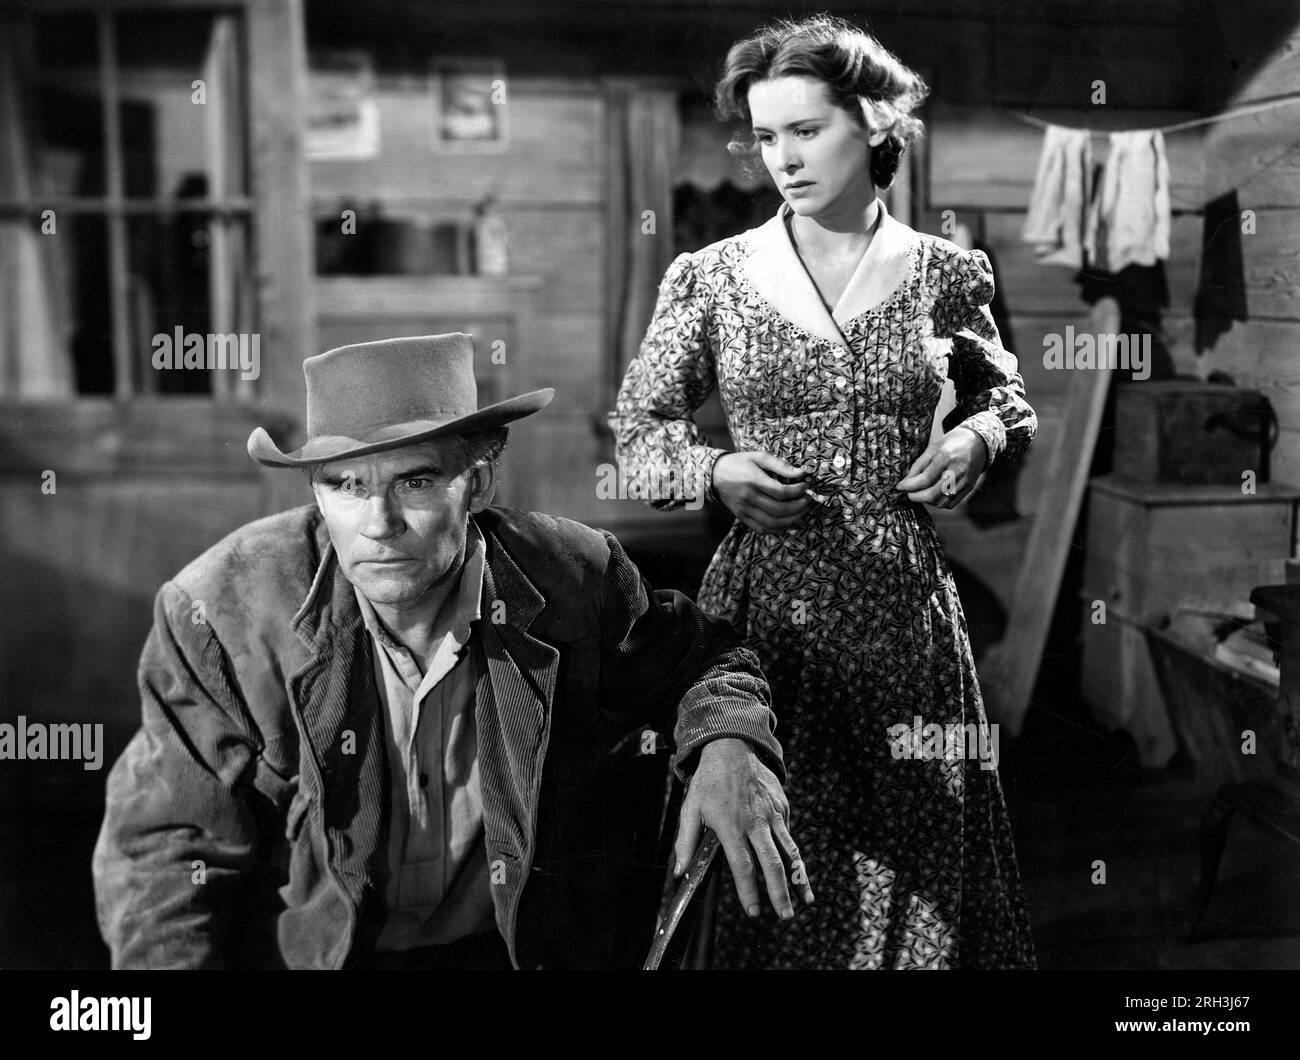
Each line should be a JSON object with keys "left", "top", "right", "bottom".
{"left": 92, "top": 504, "right": 782, "bottom": 969}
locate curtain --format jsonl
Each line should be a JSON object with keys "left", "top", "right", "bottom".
{"left": 608, "top": 83, "right": 680, "bottom": 383}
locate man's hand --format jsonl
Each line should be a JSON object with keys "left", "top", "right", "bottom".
{"left": 674, "top": 737, "right": 814, "bottom": 919}
{"left": 895, "top": 425, "right": 989, "bottom": 509}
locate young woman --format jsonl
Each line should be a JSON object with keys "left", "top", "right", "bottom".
{"left": 610, "top": 16, "right": 1037, "bottom": 969}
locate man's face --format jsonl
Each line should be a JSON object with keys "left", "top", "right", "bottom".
{"left": 311, "top": 439, "right": 492, "bottom": 616}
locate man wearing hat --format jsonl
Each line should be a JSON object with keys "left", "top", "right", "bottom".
{"left": 92, "top": 333, "right": 809, "bottom": 970}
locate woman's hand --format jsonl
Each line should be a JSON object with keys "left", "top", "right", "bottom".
{"left": 895, "top": 426, "right": 989, "bottom": 509}
{"left": 712, "top": 451, "right": 811, "bottom": 532}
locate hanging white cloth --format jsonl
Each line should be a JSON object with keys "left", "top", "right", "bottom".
{"left": 1021, "top": 124, "right": 1094, "bottom": 269}
{"left": 1085, "top": 129, "right": 1171, "bottom": 272}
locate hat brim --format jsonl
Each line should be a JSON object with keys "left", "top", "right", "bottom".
{"left": 248, "top": 388, "right": 555, "bottom": 468}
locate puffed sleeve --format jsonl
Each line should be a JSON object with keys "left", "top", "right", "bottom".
{"left": 935, "top": 248, "right": 1037, "bottom": 465}
{"left": 608, "top": 252, "right": 728, "bottom": 508}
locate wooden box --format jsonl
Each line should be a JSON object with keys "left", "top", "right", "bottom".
{"left": 1113, "top": 382, "right": 1273, "bottom": 486}
{"left": 1080, "top": 476, "right": 1300, "bottom": 766}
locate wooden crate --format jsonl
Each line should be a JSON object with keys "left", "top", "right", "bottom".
{"left": 1113, "top": 383, "right": 1272, "bottom": 486}
{"left": 1079, "top": 476, "right": 1300, "bottom": 766}
{"left": 1082, "top": 477, "right": 1300, "bottom": 624}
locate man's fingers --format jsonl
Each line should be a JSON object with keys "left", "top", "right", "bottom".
{"left": 717, "top": 829, "right": 763, "bottom": 917}
{"left": 672, "top": 798, "right": 702, "bottom": 878}
{"left": 771, "top": 814, "right": 815, "bottom": 905}
{"left": 748, "top": 821, "right": 794, "bottom": 919}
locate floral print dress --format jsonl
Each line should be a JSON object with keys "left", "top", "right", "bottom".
{"left": 610, "top": 199, "right": 1038, "bottom": 969}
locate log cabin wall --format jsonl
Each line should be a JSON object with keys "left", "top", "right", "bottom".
{"left": 305, "top": 73, "right": 611, "bottom": 521}
{"left": 5, "top": 1, "right": 1293, "bottom": 764}
{"left": 300, "top": 0, "right": 1243, "bottom": 536}
{"left": 1197, "top": 11, "right": 1300, "bottom": 488}
{"left": 5, "top": 0, "right": 1299, "bottom": 969}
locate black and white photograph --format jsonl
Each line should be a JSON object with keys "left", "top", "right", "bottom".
{"left": 1, "top": 0, "right": 1299, "bottom": 1039}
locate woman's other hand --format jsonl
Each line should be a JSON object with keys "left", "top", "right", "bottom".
{"left": 712, "top": 451, "right": 811, "bottom": 532}
{"left": 895, "top": 426, "right": 989, "bottom": 509}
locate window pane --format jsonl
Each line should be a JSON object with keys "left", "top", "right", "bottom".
{"left": 115, "top": 11, "right": 248, "bottom": 201}
{"left": 30, "top": 12, "right": 107, "bottom": 200}
{"left": 129, "top": 211, "right": 256, "bottom": 396}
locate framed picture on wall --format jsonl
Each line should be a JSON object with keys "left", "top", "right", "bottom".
{"left": 305, "top": 50, "right": 381, "bottom": 161}
{"left": 429, "top": 58, "right": 508, "bottom": 151}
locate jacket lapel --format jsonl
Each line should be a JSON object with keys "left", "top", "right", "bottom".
{"left": 472, "top": 518, "right": 559, "bottom": 964}
{"left": 286, "top": 515, "right": 387, "bottom": 910}
{"left": 283, "top": 510, "right": 559, "bottom": 962}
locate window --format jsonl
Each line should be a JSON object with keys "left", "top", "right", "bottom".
{"left": 0, "top": 6, "right": 255, "bottom": 399}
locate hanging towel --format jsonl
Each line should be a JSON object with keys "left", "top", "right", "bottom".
{"left": 1022, "top": 124, "right": 1094, "bottom": 269}
{"left": 1085, "top": 129, "right": 1170, "bottom": 273}
{"left": 1194, "top": 189, "right": 1247, "bottom": 353}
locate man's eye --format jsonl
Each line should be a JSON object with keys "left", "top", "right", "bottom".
{"left": 401, "top": 477, "right": 431, "bottom": 490}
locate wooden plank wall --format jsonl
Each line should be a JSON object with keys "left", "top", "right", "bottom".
{"left": 301, "top": 5, "right": 1300, "bottom": 538}
{"left": 307, "top": 77, "right": 610, "bottom": 522}
{"left": 925, "top": 104, "right": 1206, "bottom": 435}
{"left": 923, "top": 8, "right": 1300, "bottom": 612}
{"left": 1199, "top": 24, "right": 1300, "bottom": 489}
{"left": 916, "top": 25, "right": 1207, "bottom": 600}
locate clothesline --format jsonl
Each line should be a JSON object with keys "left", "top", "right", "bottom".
{"left": 1012, "top": 92, "right": 1300, "bottom": 135}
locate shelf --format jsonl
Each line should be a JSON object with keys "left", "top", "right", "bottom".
{"left": 316, "top": 275, "right": 545, "bottom": 318}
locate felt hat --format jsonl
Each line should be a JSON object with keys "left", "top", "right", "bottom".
{"left": 247, "top": 332, "right": 553, "bottom": 467}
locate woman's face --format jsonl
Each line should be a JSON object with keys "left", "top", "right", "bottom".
{"left": 747, "top": 75, "right": 885, "bottom": 221}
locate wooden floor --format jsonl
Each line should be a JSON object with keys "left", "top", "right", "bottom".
{"left": 995, "top": 622, "right": 1300, "bottom": 971}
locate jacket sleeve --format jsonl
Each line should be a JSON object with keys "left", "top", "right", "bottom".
{"left": 936, "top": 248, "right": 1037, "bottom": 466}
{"left": 608, "top": 252, "right": 729, "bottom": 509}
{"left": 92, "top": 581, "right": 264, "bottom": 968}
{"left": 595, "top": 530, "right": 782, "bottom": 782}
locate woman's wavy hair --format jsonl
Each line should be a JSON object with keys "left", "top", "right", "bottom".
{"left": 714, "top": 15, "right": 928, "bottom": 189}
